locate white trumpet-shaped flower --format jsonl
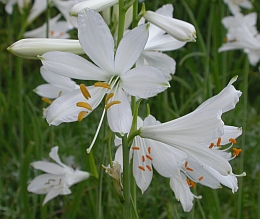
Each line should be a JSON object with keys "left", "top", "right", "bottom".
{"left": 143, "top": 5, "right": 196, "bottom": 42}
{"left": 137, "top": 4, "right": 186, "bottom": 79}
{"left": 139, "top": 76, "right": 242, "bottom": 176}
{"left": 27, "top": 146, "right": 90, "bottom": 205}
{"left": 223, "top": 0, "right": 252, "bottom": 15}
{"left": 40, "top": 8, "right": 169, "bottom": 134}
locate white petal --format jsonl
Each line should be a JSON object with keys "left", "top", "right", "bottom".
{"left": 115, "top": 24, "right": 149, "bottom": 74}
{"left": 170, "top": 173, "right": 195, "bottom": 212}
{"left": 49, "top": 146, "right": 65, "bottom": 167}
{"left": 34, "top": 84, "right": 70, "bottom": 99}
{"left": 41, "top": 51, "right": 108, "bottom": 81}
{"left": 121, "top": 66, "right": 170, "bottom": 98}
{"left": 65, "top": 169, "right": 90, "bottom": 186}
{"left": 138, "top": 52, "right": 176, "bottom": 80}
{"left": 43, "top": 186, "right": 71, "bottom": 205}
{"left": 106, "top": 87, "right": 132, "bottom": 134}
{"left": 78, "top": 8, "right": 115, "bottom": 74}
{"left": 47, "top": 87, "right": 105, "bottom": 126}
{"left": 31, "top": 161, "right": 63, "bottom": 175}
{"left": 146, "top": 34, "right": 186, "bottom": 51}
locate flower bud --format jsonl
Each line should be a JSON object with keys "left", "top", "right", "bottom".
{"left": 143, "top": 10, "right": 196, "bottom": 42}
{"left": 7, "top": 39, "right": 84, "bottom": 59}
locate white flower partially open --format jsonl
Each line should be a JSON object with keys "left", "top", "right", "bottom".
{"left": 28, "top": 146, "right": 89, "bottom": 205}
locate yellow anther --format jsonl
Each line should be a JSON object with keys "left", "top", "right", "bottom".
{"left": 229, "top": 138, "right": 237, "bottom": 144}
{"left": 105, "top": 93, "right": 114, "bottom": 105}
{"left": 138, "top": 166, "right": 145, "bottom": 171}
{"left": 80, "top": 84, "right": 91, "bottom": 100}
{"left": 233, "top": 148, "right": 242, "bottom": 157}
{"left": 146, "top": 154, "right": 153, "bottom": 161}
{"left": 105, "top": 100, "right": 121, "bottom": 110}
{"left": 146, "top": 165, "right": 152, "bottom": 171}
{"left": 77, "top": 111, "right": 87, "bottom": 122}
{"left": 76, "top": 102, "right": 92, "bottom": 111}
{"left": 41, "top": 97, "right": 52, "bottom": 104}
{"left": 94, "top": 82, "right": 111, "bottom": 89}
{"left": 209, "top": 143, "right": 214, "bottom": 148}
{"left": 132, "top": 146, "right": 140, "bottom": 150}
{"left": 217, "top": 137, "right": 222, "bottom": 147}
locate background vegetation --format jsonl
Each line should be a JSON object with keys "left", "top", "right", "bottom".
{"left": 0, "top": 0, "right": 260, "bottom": 218}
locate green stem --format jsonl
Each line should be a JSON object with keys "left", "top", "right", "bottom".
{"left": 117, "top": 0, "right": 126, "bottom": 47}
{"left": 237, "top": 58, "right": 249, "bottom": 219}
{"left": 46, "top": 0, "right": 50, "bottom": 38}
{"left": 122, "top": 134, "right": 132, "bottom": 219}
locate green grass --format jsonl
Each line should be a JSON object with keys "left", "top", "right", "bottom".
{"left": 1, "top": 0, "right": 260, "bottom": 218}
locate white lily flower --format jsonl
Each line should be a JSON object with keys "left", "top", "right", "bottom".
{"left": 4, "top": 0, "right": 30, "bottom": 14}
{"left": 34, "top": 66, "right": 79, "bottom": 99}
{"left": 139, "top": 76, "right": 242, "bottom": 176}
{"left": 137, "top": 4, "right": 186, "bottom": 79}
{"left": 40, "top": 8, "right": 169, "bottom": 134}
{"left": 70, "top": 0, "right": 118, "bottom": 16}
{"left": 7, "top": 38, "right": 84, "bottom": 59}
{"left": 27, "top": 146, "right": 90, "bottom": 205}
{"left": 143, "top": 5, "right": 196, "bottom": 42}
{"left": 223, "top": 0, "right": 252, "bottom": 15}
{"left": 24, "top": 14, "right": 72, "bottom": 39}
{"left": 27, "top": 0, "right": 85, "bottom": 27}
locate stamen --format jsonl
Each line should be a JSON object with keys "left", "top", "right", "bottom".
{"left": 233, "top": 148, "right": 242, "bottom": 157}
{"left": 50, "top": 30, "right": 54, "bottom": 36}
{"left": 217, "top": 137, "right": 222, "bottom": 147}
{"left": 146, "top": 154, "right": 153, "bottom": 161}
{"left": 105, "top": 93, "right": 114, "bottom": 105}
{"left": 78, "top": 111, "right": 87, "bottom": 122}
{"left": 190, "top": 181, "right": 195, "bottom": 188}
{"left": 105, "top": 101, "right": 121, "bottom": 110}
{"left": 186, "top": 167, "right": 193, "bottom": 172}
{"left": 186, "top": 179, "right": 191, "bottom": 186}
{"left": 94, "top": 82, "right": 111, "bottom": 89}
{"left": 146, "top": 165, "right": 152, "bottom": 171}
{"left": 229, "top": 138, "right": 237, "bottom": 144}
{"left": 142, "top": 156, "right": 145, "bottom": 162}
{"left": 199, "top": 176, "right": 204, "bottom": 181}
{"left": 80, "top": 84, "right": 91, "bottom": 99}
{"left": 185, "top": 161, "right": 188, "bottom": 168}
{"left": 76, "top": 102, "right": 92, "bottom": 111}
{"left": 132, "top": 146, "right": 140, "bottom": 150}
{"left": 138, "top": 166, "right": 145, "bottom": 171}
{"left": 148, "top": 147, "right": 151, "bottom": 154}
{"left": 42, "top": 97, "right": 52, "bottom": 104}
{"left": 58, "top": 91, "right": 62, "bottom": 97}
{"left": 209, "top": 143, "right": 214, "bottom": 148}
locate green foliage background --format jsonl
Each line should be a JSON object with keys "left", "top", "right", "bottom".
{"left": 0, "top": 0, "right": 260, "bottom": 218}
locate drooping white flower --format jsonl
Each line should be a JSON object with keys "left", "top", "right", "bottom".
{"left": 143, "top": 5, "right": 196, "bottom": 42}
{"left": 24, "top": 14, "right": 72, "bottom": 39}
{"left": 34, "top": 66, "right": 79, "bottom": 99}
{"left": 7, "top": 38, "right": 84, "bottom": 59}
{"left": 137, "top": 4, "right": 186, "bottom": 79}
{"left": 28, "top": 146, "right": 90, "bottom": 205}
{"left": 4, "top": 0, "right": 31, "bottom": 14}
{"left": 139, "top": 76, "right": 242, "bottom": 176}
{"left": 40, "top": 8, "right": 169, "bottom": 134}
{"left": 223, "top": 0, "right": 252, "bottom": 15}
{"left": 219, "top": 13, "right": 260, "bottom": 66}
{"left": 70, "top": 0, "right": 118, "bottom": 16}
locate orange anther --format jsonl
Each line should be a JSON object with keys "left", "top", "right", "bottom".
{"left": 209, "top": 143, "right": 214, "bottom": 148}
{"left": 132, "top": 146, "right": 140, "bottom": 150}
{"left": 146, "top": 165, "right": 152, "bottom": 171}
{"left": 190, "top": 181, "right": 196, "bottom": 188}
{"left": 217, "top": 137, "right": 222, "bottom": 147}
{"left": 233, "top": 148, "right": 242, "bottom": 157}
{"left": 148, "top": 147, "right": 151, "bottom": 154}
{"left": 185, "top": 161, "right": 188, "bottom": 168}
{"left": 146, "top": 154, "right": 153, "bottom": 161}
{"left": 186, "top": 167, "right": 193, "bottom": 172}
{"left": 142, "top": 156, "right": 145, "bottom": 162}
{"left": 229, "top": 138, "right": 237, "bottom": 144}
{"left": 78, "top": 111, "right": 87, "bottom": 122}
{"left": 199, "top": 176, "right": 204, "bottom": 181}
{"left": 138, "top": 166, "right": 145, "bottom": 171}
{"left": 186, "top": 179, "right": 191, "bottom": 186}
